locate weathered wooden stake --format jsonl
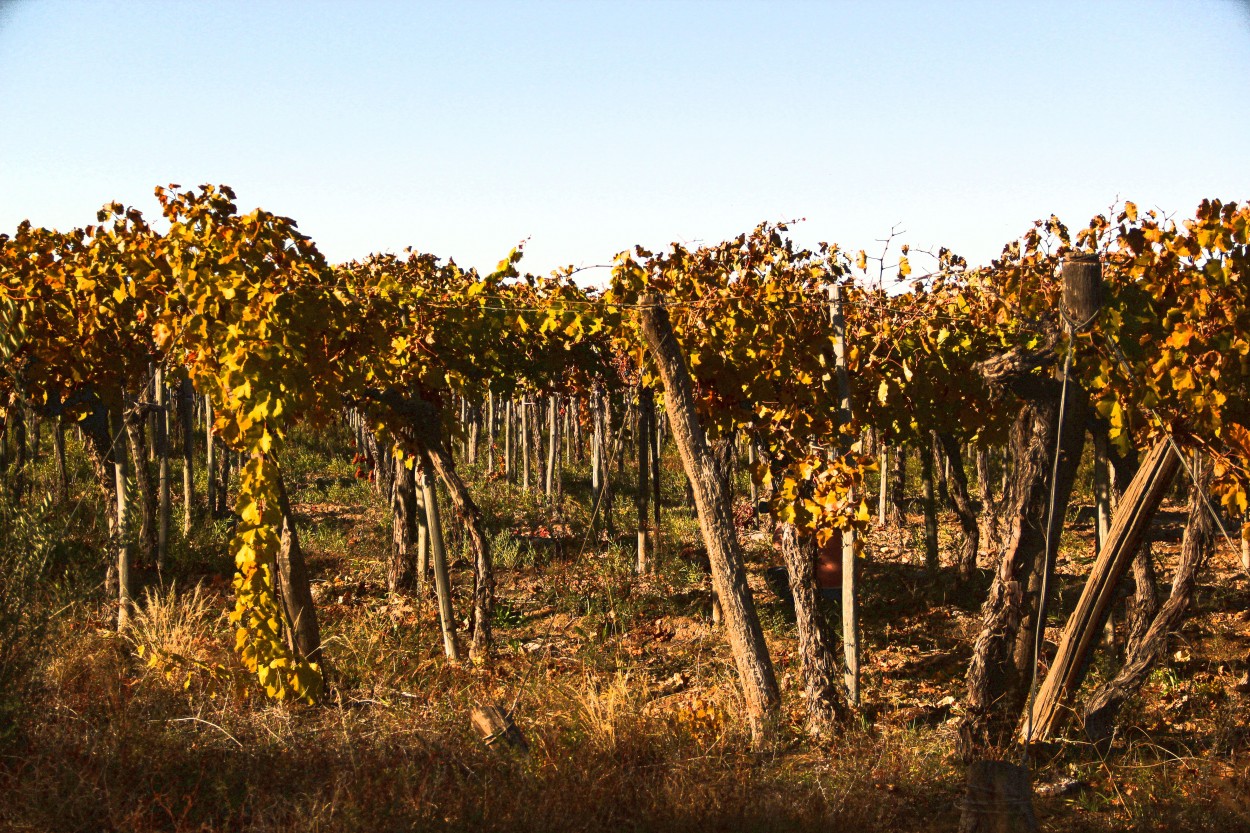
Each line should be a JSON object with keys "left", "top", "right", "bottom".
{"left": 831, "top": 284, "right": 861, "bottom": 706}
{"left": 420, "top": 460, "right": 460, "bottom": 661}
{"left": 1020, "top": 438, "right": 1179, "bottom": 743}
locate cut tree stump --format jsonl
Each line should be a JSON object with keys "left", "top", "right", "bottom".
{"left": 471, "top": 705, "right": 528, "bottom": 753}
{"left": 960, "top": 760, "right": 1038, "bottom": 833}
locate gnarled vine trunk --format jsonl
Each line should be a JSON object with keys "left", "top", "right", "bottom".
{"left": 958, "top": 345, "right": 1088, "bottom": 833}
{"left": 778, "top": 523, "right": 845, "bottom": 735}
{"left": 275, "top": 473, "right": 322, "bottom": 665}
{"left": 938, "top": 433, "right": 980, "bottom": 581}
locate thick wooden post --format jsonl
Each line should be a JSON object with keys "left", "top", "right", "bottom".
{"left": 638, "top": 292, "right": 779, "bottom": 742}
{"left": 1020, "top": 438, "right": 1179, "bottom": 743}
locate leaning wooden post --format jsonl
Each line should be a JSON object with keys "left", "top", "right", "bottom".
{"left": 637, "top": 292, "right": 780, "bottom": 743}
{"left": 419, "top": 459, "right": 460, "bottom": 661}
{"left": 831, "top": 284, "right": 861, "bottom": 706}
{"left": 1020, "top": 437, "right": 1179, "bottom": 743}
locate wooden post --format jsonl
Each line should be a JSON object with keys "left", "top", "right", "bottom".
{"left": 113, "top": 409, "right": 132, "bottom": 631}
{"left": 155, "top": 367, "right": 170, "bottom": 571}
{"left": 204, "top": 396, "right": 215, "bottom": 515}
{"left": 520, "top": 399, "right": 531, "bottom": 491}
{"left": 1020, "top": 438, "right": 1180, "bottom": 743}
{"left": 831, "top": 284, "right": 860, "bottom": 706}
{"left": 545, "top": 394, "right": 560, "bottom": 499}
{"left": 878, "top": 446, "right": 888, "bottom": 526}
{"left": 747, "top": 440, "right": 757, "bottom": 507}
{"left": 1093, "top": 429, "right": 1112, "bottom": 552}
{"left": 591, "top": 391, "right": 602, "bottom": 493}
{"left": 1082, "top": 463, "right": 1212, "bottom": 740}
{"left": 181, "top": 377, "right": 195, "bottom": 534}
{"left": 504, "top": 398, "right": 513, "bottom": 482}
{"left": 420, "top": 459, "right": 460, "bottom": 661}
{"left": 487, "top": 389, "right": 496, "bottom": 471}
{"left": 637, "top": 292, "right": 779, "bottom": 742}
{"left": 54, "top": 417, "right": 68, "bottom": 502}
{"left": 636, "top": 386, "right": 651, "bottom": 573}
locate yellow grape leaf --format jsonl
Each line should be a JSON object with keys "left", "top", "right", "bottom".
{"left": 1224, "top": 422, "right": 1250, "bottom": 459}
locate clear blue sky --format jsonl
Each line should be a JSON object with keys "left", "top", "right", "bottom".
{"left": 2, "top": 1, "right": 1248, "bottom": 282}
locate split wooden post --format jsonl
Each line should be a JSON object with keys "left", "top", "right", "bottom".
{"left": 1020, "top": 437, "right": 1179, "bottom": 743}
{"left": 831, "top": 284, "right": 861, "bottom": 706}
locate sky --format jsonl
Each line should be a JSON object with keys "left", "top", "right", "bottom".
{"left": 1, "top": 1, "right": 1249, "bottom": 283}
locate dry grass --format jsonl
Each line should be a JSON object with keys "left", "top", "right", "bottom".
{"left": 2, "top": 432, "right": 1249, "bottom": 832}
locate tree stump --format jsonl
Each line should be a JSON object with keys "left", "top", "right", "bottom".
{"left": 471, "top": 705, "right": 529, "bottom": 753}
{"left": 960, "top": 760, "right": 1038, "bottom": 833}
